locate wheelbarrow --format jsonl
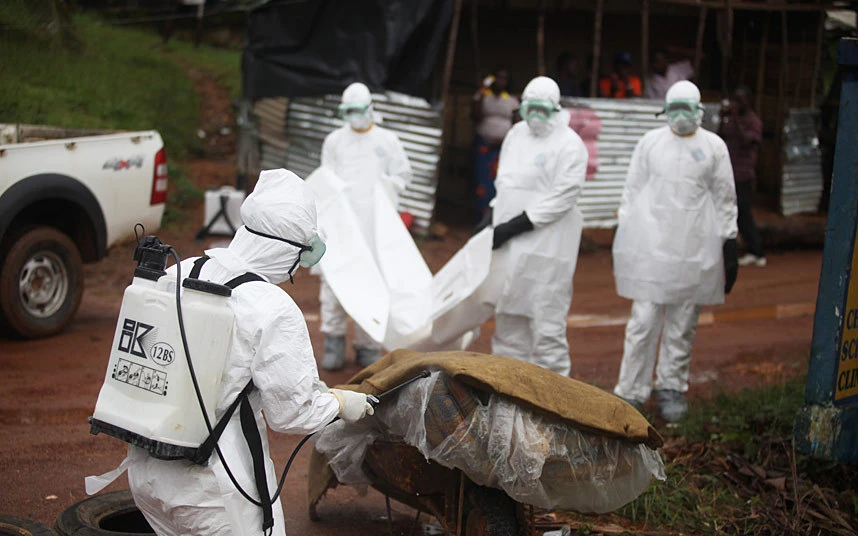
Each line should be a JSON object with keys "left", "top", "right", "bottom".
{"left": 308, "top": 350, "right": 665, "bottom": 536}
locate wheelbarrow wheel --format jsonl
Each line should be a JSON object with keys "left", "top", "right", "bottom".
{"left": 463, "top": 487, "right": 518, "bottom": 536}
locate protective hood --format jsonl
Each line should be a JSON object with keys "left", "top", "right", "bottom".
{"left": 664, "top": 81, "right": 702, "bottom": 136}
{"left": 522, "top": 76, "right": 563, "bottom": 137}
{"left": 210, "top": 169, "right": 318, "bottom": 285}
{"left": 340, "top": 82, "right": 374, "bottom": 131}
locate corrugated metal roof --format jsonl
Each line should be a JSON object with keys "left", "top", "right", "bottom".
{"left": 254, "top": 92, "right": 443, "bottom": 235}
{"left": 780, "top": 108, "right": 823, "bottom": 216}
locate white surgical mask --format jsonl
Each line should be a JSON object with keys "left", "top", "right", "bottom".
{"left": 667, "top": 115, "right": 699, "bottom": 136}
{"left": 527, "top": 116, "right": 555, "bottom": 137}
{"left": 348, "top": 113, "right": 372, "bottom": 132}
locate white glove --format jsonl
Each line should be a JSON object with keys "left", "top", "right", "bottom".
{"left": 331, "top": 389, "right": 375, "bottom": 423}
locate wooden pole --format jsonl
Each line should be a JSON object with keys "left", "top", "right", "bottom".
{"left": 776, "top": 9, "right": 789, "bottom": 212}
{"left": 794, "top": 27, "right": 808, "bottom": 107}
{"left": 755, "top": 11, "right": 770, "bottom": 112}
{"left": 470, "top": 0, "right": 481, "bottom": 85}
{"left": 590, "top": 0, "right": 605, "bottom": 97}
{"left": 440, "top": 0, "right": 464, "bottom": 113}
{"left": 537, "top": 0, "right": 547, "bottom": 76}
{"left": 694, "top": 6, "right": 708, "bottom": 79}
{"left": 722, "top": 0, "right": 734, "bottom": 97}
{"left": 642, "top": 0, "right": 650, "bottom": 97}
{"left": 810, "top": 10, "right": 825, "bottom": 106}
{"left": 738, "top": 23, "right": 749, "bottom": 87}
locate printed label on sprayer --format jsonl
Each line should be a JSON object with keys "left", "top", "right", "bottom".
{"left": 111, "top": 317, "right": 170, "bottom": 396}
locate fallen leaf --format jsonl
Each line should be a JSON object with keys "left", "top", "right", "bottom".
{"left": 765, "top": 477, "right": 787, "bottom": 491}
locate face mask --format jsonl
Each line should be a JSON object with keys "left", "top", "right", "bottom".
{"left": 244, "top": 226, "right": 326, "bottom": 283}
{"left": 664, "top": 99, "right": 701, "bottom": 135}
{"left": 527, "top": 117, "right": 555, "bottom": 137}
{"left": 339, "top": 103, "right": 373, "bottom": 131}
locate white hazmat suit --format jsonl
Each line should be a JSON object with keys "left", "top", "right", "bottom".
{"left": 96, "top": 170, "right": 373, "bottom": 536}
{"left": 319, "top": 82, "right": 413, "bottom": 366}
{"left": 612, "top": 81, "right": 738, "bottom": 414}
{"left": 490, "top": 76, "right": 588, "bottom": 377}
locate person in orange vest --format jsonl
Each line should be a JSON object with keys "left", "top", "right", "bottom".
{"left": 600, "top": 52, "right": 642, "bottom": 99}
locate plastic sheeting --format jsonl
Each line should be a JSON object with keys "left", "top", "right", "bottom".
{"left": 315, "top": 371, "right": 665, "bottom": 513}
{"left": 242, "top": 0, "right": 454, "bottom": 101}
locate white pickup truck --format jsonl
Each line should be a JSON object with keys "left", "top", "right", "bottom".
{"left": 0, "top": 124, "right": 167, "bottom": 338}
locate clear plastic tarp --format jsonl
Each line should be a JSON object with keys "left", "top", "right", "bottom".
{"left": 315, "top": 371, "right": 665, "bottom": 513}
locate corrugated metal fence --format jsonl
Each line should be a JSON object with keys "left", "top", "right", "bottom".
{"left": 250, "top": 96, "right": 820, "bottom": 233}
{"left": 253, "top": 92, "right": 442, "bottom": 235}
{"left": 781, "top": 108, "right": 824, "bottom": 217}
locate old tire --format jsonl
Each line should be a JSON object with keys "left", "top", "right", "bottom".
{"left": 0, "top": 516, "right": 56, "bottom": 535}
{"left": 0, "top": 226, "right": 84, "bottom": 339}
{"left": 463, "top": 487, "right": 519, "bottom": 536}
{"left": 55, "top": 491, "right": 154, "bottom": 535}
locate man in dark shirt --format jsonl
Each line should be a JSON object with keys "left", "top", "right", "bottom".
{"left": 719, "top": 86, "right": 766, "bottom": 267}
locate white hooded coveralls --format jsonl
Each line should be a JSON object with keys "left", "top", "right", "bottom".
{"left": 490, "top": 77, "right": 588, "bottom": 377}
{"left": 612, "top": 125, "right": 737, "bottom": 403}
{"left": 127, "top": 170, "right": 341, "bottom": 536}
{"left": 319, "top": 117, "right": 412, "bottom": 349}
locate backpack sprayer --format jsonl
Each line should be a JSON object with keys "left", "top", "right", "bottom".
{"left": 89, "top": 225, "right": 429, "bottom": 535}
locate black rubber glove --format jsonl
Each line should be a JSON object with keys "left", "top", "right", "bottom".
{"left": 723, "top": 238, "right": 738, "bottom": 294}
{"left": 473, "top": 207, "right": 493, "bottom": 236}
{"left": 492, "top": 212, "right": 534, "bottom": 250}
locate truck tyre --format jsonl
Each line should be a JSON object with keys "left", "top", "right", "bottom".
{"left": 55, "top": 491, "right": 154, "bottom": 535}
{"left": 0, "top": 226, "right": 84, "bottom": 339}
{"left": 0, "top": 515, "right": 56, "bottom": 535}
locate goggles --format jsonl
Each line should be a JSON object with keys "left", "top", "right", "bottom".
{"left": 519, "top": 100, "right": 557, "bottom": 121}
{"left": 664, "top": 99, "right": 701, "bottom": 119}
{"left": 244, "top": 226, "right": 326, "bottom": 284}
{"left": 337, "top": 103, "right": 370, "bottom": 119}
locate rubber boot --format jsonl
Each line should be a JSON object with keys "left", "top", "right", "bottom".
{"left": 654, "top": 389, "right": 688, "bottom": 422}
{"left": 321, "top": 335, "right": 346, "bottom": 371}
{"left": 355, "top": 346, "right": 382, "bottom": 368}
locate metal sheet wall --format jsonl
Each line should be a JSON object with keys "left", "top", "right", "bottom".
{"left": 781, "top": 108, "right": 824, "bottom": 217}
{"left": 254, "top": 93, "right": 443, "bottom": 235}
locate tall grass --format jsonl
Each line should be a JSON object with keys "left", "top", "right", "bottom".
{"left": 0, "top": 4, "right": 241, "bottom": 159}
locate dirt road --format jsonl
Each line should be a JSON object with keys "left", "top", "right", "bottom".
{"left": 0, "top": 230, "right": 822, "bottom": 532}
{"left": 0, "top": 63, "right": 825, "bottom": 534}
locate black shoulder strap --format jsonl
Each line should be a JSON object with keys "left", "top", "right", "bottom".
{"left": 188, "top": 256, "right": 264, "bottom": 290}
{"left": 189, "top": 256, "right": 209, "bottom": 279}
{"left": 191, "top": 380, "right": 254, "bottom": 465}
{"left": 225, "top": 272, "right": 265, "bottom": 288}
{"left": 240, "top": 387, "right": 275, "bottom": 535}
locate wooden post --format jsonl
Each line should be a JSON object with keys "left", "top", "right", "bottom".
{"left": 694, "top": 6, "right": 708, "bottom": 79}
{"left": 537, "top": 0, "right": 547, "bottom": 76}
{"left": 776, "top": 9, "right": 789, "bottom": 212}
{"left": 810, "top": 10, "right": 825, "bottom": 106}
{"left": 470, "top": 0, "right": 481, "bottom": 85}
{"left": 590, "top": 0, "right": 605, "bottom": 97}
{"left": 755, "top": 11, "right": 770, "bottom": 112}
{"left": 642, "top": 0, "right": 650, "bottom": 97}
{"left": 794, "top": 27, "right": 809, "bottom": 107}
{"left": 440, "top": 0, "right": 464, "bottom": 118}
{"left": 721, "top": 0, "right": 734, "bottom": 97}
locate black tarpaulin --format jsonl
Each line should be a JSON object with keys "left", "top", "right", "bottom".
{"left": 241, "top": 0, "right": 454, "bottom": 101}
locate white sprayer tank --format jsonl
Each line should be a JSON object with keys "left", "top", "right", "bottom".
{"left": 91, "top": 273, "right": 234, "bottom": 453}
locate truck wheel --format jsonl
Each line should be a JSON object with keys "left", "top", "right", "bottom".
{"left": 0, "top": 515, "right": 56, "bottom": 535}
{"left": 55, "top": 491, "right": 154, "bottom": 535}
{"left": 0, "top": 226, "right": 84, "bottom": 339}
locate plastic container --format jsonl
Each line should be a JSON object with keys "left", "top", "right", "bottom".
{"left": 91, "top": 273, "right": 234, "bottom": 452}
{"left": 202, "top": 185, "right": 245, "bottom": 236}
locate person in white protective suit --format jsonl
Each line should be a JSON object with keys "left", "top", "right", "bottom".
{"left": 126, "top": 169, "right": 376, "bottom": 536}
{"left": 489, "top": 76, "right": 588, "bottom": 377}
{"left": 318, "top": 82, "right": 413, "bottom": 371}
{"left": 612, "top": 81, "right": 739, "bottom": 422}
